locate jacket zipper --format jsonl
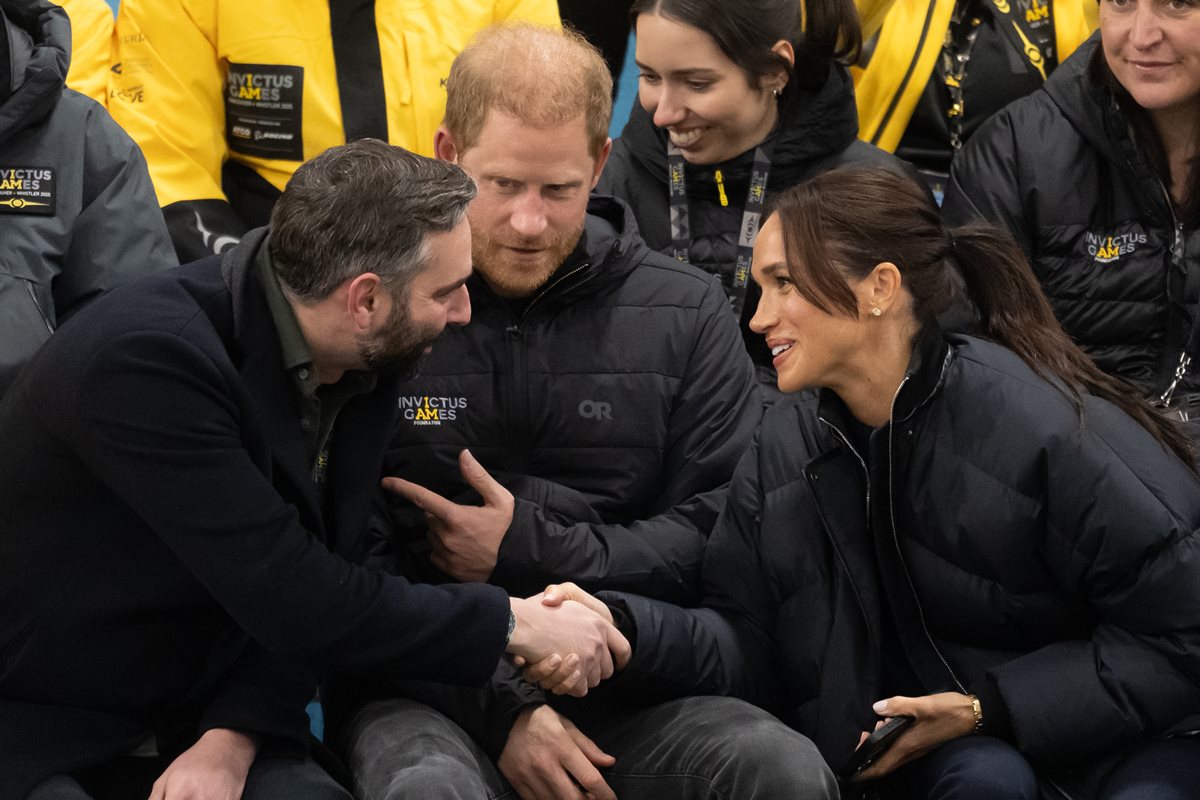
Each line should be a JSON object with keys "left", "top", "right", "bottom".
{"left": 502, "top": 263, "right": 592, "bottom": 456}
{"left": 886, "top": 375, "right": 968, "bottom": 694}
{"left": 25, "top": 281, "right": 54, "bottom": 334}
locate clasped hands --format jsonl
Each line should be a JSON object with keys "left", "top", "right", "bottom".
{"left": 383, "top": 455, "right": 627, "bottom": 697}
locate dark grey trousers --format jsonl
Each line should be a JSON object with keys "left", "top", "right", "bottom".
{"left": 24, "top": 755, "right": 351, "bottom": 800}
{"left": 343, "top": 695, "right": 837, "bottom": 800}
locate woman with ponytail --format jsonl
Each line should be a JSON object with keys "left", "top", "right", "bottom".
{"left": 595, "top": 0, "right": 916, "bottom": 384}
{"left": 530, "top": 168, "right": 1200, "bottom": 798}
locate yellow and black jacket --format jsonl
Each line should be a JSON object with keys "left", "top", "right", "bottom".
{"left": 57, "top": 0, "right": 113, "bottom": 106}
{"left": 108, "top": 0, "right": 560, "bottom": 262}
{"left": 853, "top": 0, "right": 1096, "bottom": 153}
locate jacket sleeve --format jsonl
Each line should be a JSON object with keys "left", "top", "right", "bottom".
{"left": 67, "top": 327, "right": 512, "bottom": 685}
{"left": 196, "top": 638, "right": 316, "bottom": 755}
{"left": 595, "top": 424, "right": 786, "bottom": 710}
{"left": 52, "top": 103, "right": 178, "bottom": 323}
{"left": 489, "top": 278, "right": 763, "bottom": 605}
{"left": 987, "top": 398, "right": 1200, "bottom": 763}
{"left": 389, "top": 660, "right": 548, "bottom": 761}
{"left": 109, "top": 0, "right": 247, "bottom": 262}
{"left": 941, "top": 107, "right": 1035, "bottom": 256}
{"left": 61, "top": 0, "right": 114, "bottom": 107}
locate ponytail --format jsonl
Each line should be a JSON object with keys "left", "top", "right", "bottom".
{"left": 950, "top": 225, "right": 1194, "bottom": 466}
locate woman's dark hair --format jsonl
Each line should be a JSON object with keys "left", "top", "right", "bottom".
{"left": 629, "top": 0, "right": 861, "bottom": 91}
{"left": 1089, "top": 51, "right": 1200, "bottom": 226}
{"left": 768, "top": 167, "right": 1194, "bottom": 466}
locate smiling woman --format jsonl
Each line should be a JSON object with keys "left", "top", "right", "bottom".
{"left": 595, "top": 0, "right": 917, "bottom": 383}
{"left": 944, "top": 0, "right": 1200, "bottom": 402}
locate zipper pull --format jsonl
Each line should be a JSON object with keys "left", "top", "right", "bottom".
{"left": 714, "top": 169, "right": 729, "bottom": 207}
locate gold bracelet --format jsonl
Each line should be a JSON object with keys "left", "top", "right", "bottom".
{"left": 968, "top": 694, "right": 983, "bottom": 734}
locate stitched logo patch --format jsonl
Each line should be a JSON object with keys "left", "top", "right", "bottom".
{"left": 1084, "top": 229, "right": 1148, "bottom": 264}
{"left": 225, "top": 62, "right": 304, "bottom": 161}
{"left": 399, "top": 395, "right": 468, "bottom": 426}
{"left": 0, "top": 167, "right": 55, "bottom": 216}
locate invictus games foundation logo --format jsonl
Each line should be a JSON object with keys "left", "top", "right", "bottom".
{"left": 1085, "top": 230, "right": 1147, "bottom": 264}
{"left": 400, "top": 395, "right": 468, "bottom": 426}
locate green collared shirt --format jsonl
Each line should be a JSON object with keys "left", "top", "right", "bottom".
{"left": 256, "top": 240, "right": 376, "bottom": 487}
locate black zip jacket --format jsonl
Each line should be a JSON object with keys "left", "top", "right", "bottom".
{"left": 332, "top": 197, "right": 762, "bottom": 756}
{"left": 596, "top": 65, "right": 917, "bottom": 368}
{"left": 602, "top": 332, "right": 1200, "bottom": 790}
{"left": 943, "top": 34, "right": 1200, "bottom": 396}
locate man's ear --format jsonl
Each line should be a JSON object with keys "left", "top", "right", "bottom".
{"left": 590, "top": 137, "right": 613, "bottom": 190}
{"left": 434, "top": 127, "right": 460, "bottom": 163}
{"left": 345, "top": 273, "right": 385, "bottom": 330}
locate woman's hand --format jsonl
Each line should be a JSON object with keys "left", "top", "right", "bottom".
{"left": 852, "top": 692, "right": 977, "bottom": 781}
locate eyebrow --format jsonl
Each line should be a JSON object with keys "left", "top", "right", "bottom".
{"left": 634, "top": 61, "right": 721, "bottom": 79}
{"left": 433, "top": 275, "right": 470, "bottom": 297}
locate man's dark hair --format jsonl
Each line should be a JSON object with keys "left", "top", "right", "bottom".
{"left": 269, "top": 139, "right": 477, "bottom": 302}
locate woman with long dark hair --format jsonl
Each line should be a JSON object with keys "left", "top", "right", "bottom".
{"left": 944, "top": 0, "right": 1200, "bottom": 403}
{"left": 533, "top": 168, "right": 1200, "bottom": 798}
{"left": 596, "top": 0, "right": 913, "bottom": 380}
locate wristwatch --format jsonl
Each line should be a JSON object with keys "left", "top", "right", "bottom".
{"left": 505, "top": 610, "right": 517, "bottom": 645}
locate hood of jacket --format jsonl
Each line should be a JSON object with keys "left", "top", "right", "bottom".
{"left": 615, "top": 63, "right": 861, "bottom": 190}
{"left": 1041, "top": 32, "right": 1169, "bottom": 207}
{"left": 0, "top": 0, "right": 68, "bottom": 147}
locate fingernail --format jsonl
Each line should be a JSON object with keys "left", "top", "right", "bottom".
{"left": 873, "top": 700, "right": 888, "bottom": 713}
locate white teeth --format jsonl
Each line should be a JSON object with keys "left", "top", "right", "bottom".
{"left": 771, "top": 344, "right": 792, "bottom": 356}
{"left": 668, "top": 128, "right": 702, "bottom": 148}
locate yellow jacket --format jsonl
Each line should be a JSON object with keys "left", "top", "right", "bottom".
{"left": 108, "top": 0, "right": 560, "bottom": 260}
{"left": 57, "top": 0, "right": 113, "bottom": 106}
{"left": 853, "top": 0, "right": 1096, "bottom": 152}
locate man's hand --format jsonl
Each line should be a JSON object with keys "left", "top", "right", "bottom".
{"left": 519, "top": 583, "right": 621, "bottom": 695}
{"left": 507, "top": 596, "right": 631, "bottom": 698}
{"left": 853, "top": 693, "right": 978, "bottom": 781}
{"left": 382, "top": 449, "right": 514, "bottom": 582}
{"left": 148, "top": 727, "right": 257, "bottom": 800}
{"left": 498, "top": 705, "right": 617, "bottom": 800}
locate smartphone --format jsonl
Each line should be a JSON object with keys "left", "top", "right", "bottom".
{"left": 837, "top": 715, "right": 915, "bottom": 781}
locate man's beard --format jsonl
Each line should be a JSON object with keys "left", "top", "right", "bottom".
{"left": 356, "top": 292, "right": 442, "bottom": 380}
{"left": 471, "top": 222, "right": 583, "bottom": 300}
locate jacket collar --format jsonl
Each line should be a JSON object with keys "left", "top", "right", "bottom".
{"left": 471, "top": 194, "right": 651, "bottom": 319}
{"left": 817, "top": 327, "right": 952, "bottom": 436}
{"left": 615, "top": 63, "right": 860, "bottom": 188}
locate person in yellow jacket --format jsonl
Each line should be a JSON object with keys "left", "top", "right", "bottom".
{"left": 56, "top": 0, "right": 112, "bottom": 106}
{"left": 108, "top": 1, "right": 560, "bottom": 263}
{"left": 853, "top": 0, "right": 1095, "bottom": 201}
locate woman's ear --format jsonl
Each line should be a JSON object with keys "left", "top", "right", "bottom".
{"left": 770, "top": 39, "right": 796, "bottom": 92}
{"left": 861, "top": 261, "right": 903, "bottom": 315}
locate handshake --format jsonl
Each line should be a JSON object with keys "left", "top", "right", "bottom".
{"left": 505, "top": 583, "right": 626, "bottom": 697}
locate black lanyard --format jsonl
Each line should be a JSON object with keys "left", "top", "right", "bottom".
{"left": 668, "top": 141, "right": 775, "bottom": 318}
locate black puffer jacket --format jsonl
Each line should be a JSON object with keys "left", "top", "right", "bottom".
{"left": 597, "top": 65, "right": 913, "bottom": 367}
{"left": 375, "top": 196, "right": 762, "bottom": 603}
{"left": 334, "top": 198, "right": 762, "bottom": 756}
{"left": 606, "top": 332, "right": 1200, "bottom": 788}
{"left": 944, "top": 34, "right": 1200, "bottom": 396}
{"left": 0, "top": 0, "right": 176, "bottom": 397}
